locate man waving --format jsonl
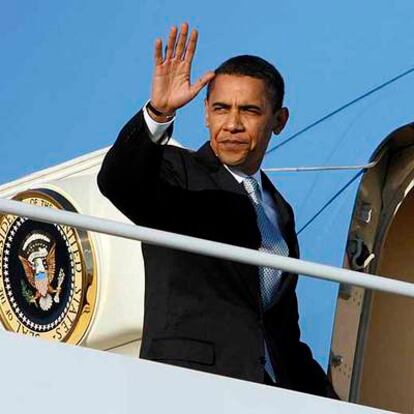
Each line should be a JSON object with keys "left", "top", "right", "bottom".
{"left": 98, "top": 23, "right": 337, "bottom": 398}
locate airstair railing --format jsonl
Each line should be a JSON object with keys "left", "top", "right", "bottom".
{"left": 263, "top": 160, "right": 377, "bottom": 173}
{"left": 1, "top": 197, "right": 413, "bottom": 298}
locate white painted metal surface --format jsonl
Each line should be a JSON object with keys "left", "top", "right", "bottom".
{"left": 1, "top": 198, "right": 414, "bottom": 298}
{"left": 0, "top": 330, "right": 390, "bottom": 413}
{"left": 42, "top": 176, "right": 145, "bottom": 351}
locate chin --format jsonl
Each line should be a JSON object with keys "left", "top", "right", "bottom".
{"left": 217, "top": 152, "right": 245, "bottom": 166}
{"left": 220, "top": 157, "right": 245, "bottom": 168}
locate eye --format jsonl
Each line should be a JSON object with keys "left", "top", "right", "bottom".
{"left": 242, "top": 107, "right": 260, "bottom": 114}
{"left": 213, "top": 106, "right": 227, "bottom": 113}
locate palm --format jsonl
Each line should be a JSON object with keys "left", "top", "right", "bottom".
{"left": 153, "top": 60, "right": 194, "bottom": 111}
{"left": 150, "top": 24, "right": 215, "bottom": 115}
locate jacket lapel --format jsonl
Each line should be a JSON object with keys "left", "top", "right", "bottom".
{"left": 261, "top": 172, "right": 299, "bottom": 259}
{"left": 194, "top": 142, "right": 261, "bottom": 308}
{"left": 261, "top": 172, "right": 299, "bottom": 303}
{"left": 194, "top": 142, "right": 246, "bottom": 196}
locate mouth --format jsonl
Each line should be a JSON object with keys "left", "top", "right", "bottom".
{"left": 218, "top": 139, "right": 249, "bottom": 150}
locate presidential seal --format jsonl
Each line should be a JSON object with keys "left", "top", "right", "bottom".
{"left": 0, "top": 189, "right": 97, "bottom": 344}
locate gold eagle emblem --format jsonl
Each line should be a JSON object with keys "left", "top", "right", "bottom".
{"left": 19, "top": 243, "right": 62, "bottom": 311}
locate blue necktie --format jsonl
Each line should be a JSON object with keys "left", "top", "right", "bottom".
{"left": 243, "top": 177, "right": 289, "bottom": 309}
{"left": 243, "top": 177, "right": 289, "bottom": 381}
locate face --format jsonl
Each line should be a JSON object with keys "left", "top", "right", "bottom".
{"left": 205, "top": 74, "right": 289, "bottom": 175}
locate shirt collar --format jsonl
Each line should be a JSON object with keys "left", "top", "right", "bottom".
{"left": 224, "top": 165, "right": 263, "bottom": 192}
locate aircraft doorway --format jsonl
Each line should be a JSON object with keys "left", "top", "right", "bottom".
{"left": 358, "top": 185, "right": 414, "bottom": 412}
{"left": 330, "top": 122, "right": 414, "bottom": 413}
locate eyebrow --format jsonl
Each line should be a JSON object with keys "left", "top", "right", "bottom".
{"left": 211, "top": 102, "right": 263, "bottom": 111}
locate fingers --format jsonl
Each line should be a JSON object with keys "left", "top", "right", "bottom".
{"left": 184, "top": 29, "right": 198, "bottom": 63}
{"left": 154, "top": 38, "right": 163, "bottom": 65}
{"left": 161, "top": 23, "right": 196, "bottom": 62}
{"left": 190, "top": 71, "right": 216, "bottom": 97}
{"left": 174, "top": 22, "right": 189, "bottom": 60}
{"left": 165, "top": 26, "right": 178, "bottom": 60}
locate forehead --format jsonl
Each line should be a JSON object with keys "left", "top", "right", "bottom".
{"left": 208, "top": 74, "right": 268, "bottom": 104}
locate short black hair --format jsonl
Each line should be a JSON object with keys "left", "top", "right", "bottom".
{"left": 206, "top": 55, "right": 285, "bottom": 111}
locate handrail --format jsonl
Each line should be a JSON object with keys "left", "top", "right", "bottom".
{"left": 263, "top": 160, "right": 377, "bottom": 173}
{"left": 1, "top": 198, "right": 414, "bottom": 298}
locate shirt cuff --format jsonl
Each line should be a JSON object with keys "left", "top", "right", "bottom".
{"left": 143, "top": 100, "right": 175, "bottom": 144}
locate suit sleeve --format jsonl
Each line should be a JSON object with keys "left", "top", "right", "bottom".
{"left": 97, "top": 109, "right": 187, "bottom": 226}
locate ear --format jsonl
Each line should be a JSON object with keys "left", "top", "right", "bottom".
{"left": 272, "top": 107, "right": 289, "bottom": 135}
{"left": 204, "top": 98, "right": 210, "bottom": 128}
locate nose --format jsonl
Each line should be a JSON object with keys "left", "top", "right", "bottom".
{"left": 223, "top": 110, "right": 244, "bottom": 133}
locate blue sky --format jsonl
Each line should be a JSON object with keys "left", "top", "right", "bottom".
{"left": 2, "top": 1, "right": 414, "bottom": 367}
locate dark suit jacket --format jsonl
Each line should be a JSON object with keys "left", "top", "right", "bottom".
{"left": 98, "top": 109, "right": 337, "bottom": 398}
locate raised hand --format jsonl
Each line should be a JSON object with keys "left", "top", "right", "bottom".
{"left": 149, "top": 23, "right": 215, "bottom": 121}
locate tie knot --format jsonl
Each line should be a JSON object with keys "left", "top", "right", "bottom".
{"left": 243, "top": 177, "right": 261, "bottom": 204}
